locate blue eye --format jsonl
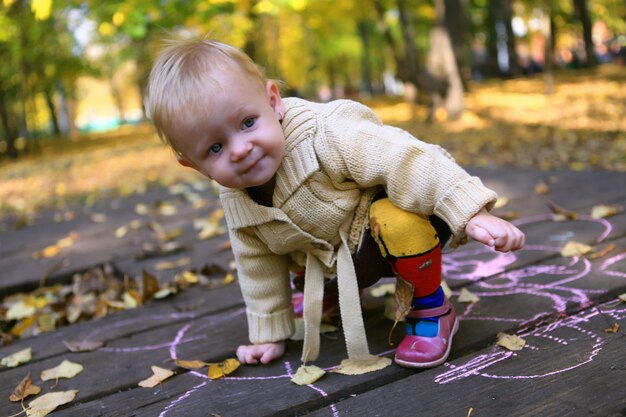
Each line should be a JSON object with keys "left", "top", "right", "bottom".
{"left": 242, "top": 118, "right": 256, "bottom": 129}
{"left": 208, "top": 143, "right": 223, "bottom": 155}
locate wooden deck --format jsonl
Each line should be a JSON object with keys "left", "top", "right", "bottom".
{"left": 1, "top": 167, "right": 625, "bottom": 417}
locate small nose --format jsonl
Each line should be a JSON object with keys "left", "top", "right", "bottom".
{"left": 230, "top": 139, "right": 253, "bottom": 161}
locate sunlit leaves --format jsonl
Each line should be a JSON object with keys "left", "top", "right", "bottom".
{"left": 496, "top": 333, "right": 526, "bottom": 351}
{"left": 26, "top": 390, "right": 78, "bottom": 417}
{"left": 1, "top": 347, "right": 32, "bottom": 368}
{"left": 31, "top": 0, "right": 52, "bottom": 21}
{"left": 138, "top": 366, "right": 174, "bottom": 388}
{"left": 291, "top": 364, "right": 325, "bottom": 385}
{"left": 40, "top": 360, "right": 83, "bottom": 381}
{"left": 207, "top": 358, "right": 240, "bottom": 380}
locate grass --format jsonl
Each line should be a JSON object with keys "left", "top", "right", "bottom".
{"left": 1, "top": 64, "right": 625, "bottom": 224}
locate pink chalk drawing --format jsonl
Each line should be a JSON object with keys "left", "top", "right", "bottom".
{"left": 434, "top": 213, "right": 625, "bottom": 385}
{"left": 78, "top": 212, "right": 623, "bottom": 416}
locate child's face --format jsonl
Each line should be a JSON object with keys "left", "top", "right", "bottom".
{"left": 173, "top": 72, "right": 285, "bottom": 190}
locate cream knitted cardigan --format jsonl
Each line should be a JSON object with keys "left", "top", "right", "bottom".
{"left": 221, "top": 98, "right": 497, "bottom": 365}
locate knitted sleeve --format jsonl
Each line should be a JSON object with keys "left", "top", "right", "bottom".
{"left": 319, "top": 100, "right": 497, "bottom": 244}
{"left": 228, "top": 227, "right": 295, "bottom": 344}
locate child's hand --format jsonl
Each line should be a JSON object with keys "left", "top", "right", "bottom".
{"left": 236, "top": 341, "right": 285, "bottom": 365}
{"left": 465, "top": 209, "right": 525, "bottom": 252}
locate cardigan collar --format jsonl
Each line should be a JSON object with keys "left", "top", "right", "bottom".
{"left": 220, "top": 98, "right": 319, "bottom": 229}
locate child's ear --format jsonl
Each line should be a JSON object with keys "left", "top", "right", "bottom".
{"left": 266, "top": 81, "right": 285, "bottom": 121}
{"left": 177, "top": 156, "right": 198, "bottom": 170}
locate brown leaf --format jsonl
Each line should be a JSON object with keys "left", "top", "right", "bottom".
{"left": 388, "top": 278, "right": 413, "bottom": 345}
{"left": 588, "top": 243, "right": 616, "bottom": 260}
{"left": 604, "top": 323, "right": 619, "bottom": 333}
{"left": 141, "top": 270, "right": 160, "bottom": 301}
{"left": 547, "top": 200, "right": 579, "bottom": 221}
{"left": 9, "top": 373, "right": 41, "bottom": 402}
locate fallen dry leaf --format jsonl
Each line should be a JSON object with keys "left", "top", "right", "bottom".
{"left": 547, "top": 200, "right": 579, "bottom": 221}
{"left": 154, "top": 257, "right": 191, "bottom": 271}
{"left": 1, "top": 347, "right": 32, "bottom": 367}
{"left": 441, "top": 280, "right": 452, "bottom": 299}
{"left": 619, "top": 293, "right": 626, "bottom": 303}
{"left": 138, "top": 366, "right": 175, "bottom": 388}
{"left": 6, "top": 301, "right": 37, "bottom": 321}
{"left": 561, "top": 241, "right": 593, "bottom": 257}
{"left": 458, "top": 288, "right": 480, "bottom": 303}
{"left": 26, "top": 390, "right": 78, "bottom": 417}
{"left": 9, "top": 373, "right": 41, "bottom": 402}
{"left": 332, "top": 355, "right": 392, "bottom": 375}
{"left": 291, "top": 364, "right": 325, "bottom": 385}
{"left": 496, "top": 332, "right": 526, "bottom": 351}
{"left": 387, "top": 278, "right": 414, "bottom": 345}
{"left": 590, "top": 204, "right": 622, "bottom": 219}
{"left": 41, "top": 360, "right": 83, "bottom": 381}
{"left": 534, "top": 180, "right": 549, "bottom": 195}
{"left": 208, "top": 358, "right": 240, "bottom": 380}
{"left": 63, "top": 340, "right": 103, "bottom": 352}
{"left": 604, "top": 323, "right": 619, "bottom": 333}
{"left": 588, "top": 243, "right": 616, "bottom": 260}
{"left": 175, "top": 359, "right": 207, "bottom": 370}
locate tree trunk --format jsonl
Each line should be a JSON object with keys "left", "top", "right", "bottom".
{"left": 573, "top": 0, "right": 597, "bottom": 67}
{"left": 542, "top": 4, "right": 555, "bottom": 94}
{"left": 397, "top": 0, "right": 423, "bottom": 102}
{"left": 44, "top": 88, "right": 61, "bottom": 136}
{"left": 444, "top": 0, "right": 470, "bottom": 89}
{"left": 357, "top": 20, "right": 374, "bottom": 96}
{"left": 371, "top": 0, "right": 407, "bottom": 83}
{"left": 0, "top": 88, "right": 19, "bottom": 159}
{"left": 427, "top": 0, "right": 464, "bottom": 121}
{"left": 486, "top": 0, "right": 520, "bottom": 77}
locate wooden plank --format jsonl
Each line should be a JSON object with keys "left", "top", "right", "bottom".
{"left": 18, "top": 233, "right": 625, "bottom": 417}
{"left": 303, "top": 300, "right": 626, "bottom": 417}
{"left": 0, "top": 184, "right": 224, "bottom": 293}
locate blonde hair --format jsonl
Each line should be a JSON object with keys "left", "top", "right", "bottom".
{"left": 146, "top": 38, "right": 266, "bottom": 151}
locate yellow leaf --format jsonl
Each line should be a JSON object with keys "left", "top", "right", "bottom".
{"left": 560, "top": 241, "right": 593, "bottom": 257}
{"left": 135, "top": 203, "right": 149, "bottom": 215}
{"left": 441, "top": 280, "right": 452, "bottom": 299}
{"left": 458, "top": 288, "right": 480, "bottom": 304}
{"left": 207, "top": 358, "right": 240, "bottom": 380}
{"left": 154, "top": 287, "right": 177, "bottom": 299}
{"left": 387, "top": 277, "right": 414, "bottom": 345}
{"left": 1, "top": 347, "right": 32, "bottom": 367}
{"left": 138, "top": 366, "right": 174, "bottom": 388}
{"left": 604, "top": 323, "right": 619, "bottom": 333}
{"left": 9, "top": 373, "right": 41, "bottom": 402}
{"left": 26, "top": 390, "right": 78, "bottom": 417}
{"left": 332, "top": 355, "right": 392, "bottom": 375}
{"left": 115, "top": 226, "right": 128, "bottom": 238}
{"left": 10, "top": 316, "right": 37, "bottom": 337}
{"left": 291, "top": 364, "right": 325, "bottom": 385}
{"left": 494, "top": 196, "right": 509, "bottom": 209}
{"left": 619, "top": 293, "right": 626, "bottom": 303}
{"left": 496, "top": 332, "right": 526, "bottom": 351}
{"left": 223, "top": 273, "right": 235, "bottom": 285}
{"left": 182, "top": 271, "right": 198, "bottom": 284}
{"left": 90, "top": 213, "right": 107, "bottom": 223}
{"left": 175, "top": 359, "right": 207, "bottom": 369}
{"left": 40, "top": 360, "right": 83, "bottom": 381}
{"left": 154, "top": 257, "right": 191, "bottom": 271}
{"left": 31, "top": 0, "right": 51, "bottom": 20}
{"left": 591, "top": 204, "right": 622, "bottom": 219}
{"left": 6, "top": 301, "right": 37, "bottom": 320}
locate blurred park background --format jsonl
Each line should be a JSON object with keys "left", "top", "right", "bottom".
{"left": 0, "top": 0, "right": 625, "bottom": 226}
